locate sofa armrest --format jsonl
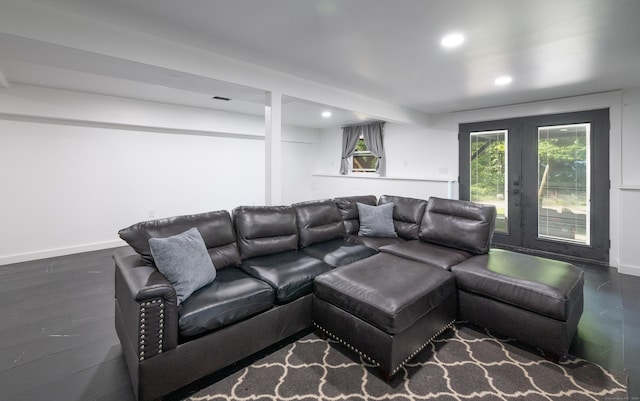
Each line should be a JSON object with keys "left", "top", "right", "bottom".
{"left": 114, "top": 247, "right": 179, "bottom": 361}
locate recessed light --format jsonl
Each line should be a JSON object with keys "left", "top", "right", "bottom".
{"left": 494, "top": 76, "right": 513, "bottom": 86}
{"left": 321, "top": 111, "right": 332, "bottom": 118}
{"left": 441, "top": 33, "right": 465, "bottom": 48}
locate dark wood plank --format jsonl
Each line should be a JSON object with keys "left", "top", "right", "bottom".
{"left": 0, "top": 286, "right": 113, "bottom": 326}
{"left": 0, "top": 297, "right": 113, "bottom": 350}
{"left": 5, "top": 357, "right": 135, "bottom": 401}
{"left": 571, "top": 263, "right": 625, "bottom": 371}
{"left": 0, "top": 334, "right": 122, "bottom": 396}
{"left": 621, "top": 273, "right": 640, "bottom": 397}
{"left": 0, "top": 317, "right": 118, "bottom": 371}
{"left": 0, "top": 248, "right": 117, "bottom": 280}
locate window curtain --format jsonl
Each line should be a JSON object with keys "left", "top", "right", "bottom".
{"left": 340, "top": 122, "right": 386, "bottom": 175}
{"left": 362, "top": 122, "right": 385, "bottom": 175}
{"left": 340, "top": 126, "right": 361, "bottom": 174}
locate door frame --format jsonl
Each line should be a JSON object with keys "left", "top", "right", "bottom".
{"left": 459, "top": 109, "right": 610, "bottom": 263}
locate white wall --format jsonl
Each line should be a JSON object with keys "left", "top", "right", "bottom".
{"left": 618, "top": 88, "right": 640, "bottom": 276}
{"left": 282, "top": 141, "right": 314, "bottom": 204}
{"left": 309, "top": 175, "right": 456, "bottom": 201}
{"left": 313, "top": 122, "right": 458, "bottom": 179}
{"left": 0, "top": 85, "right": 320, "bottom": 265}
{"left": 0, "top": 120, "right": 264, "bottom": 261}
{"left": 310, "top": 122, "right": 458, "bottom": 200}
{"left": 384, "top": 123, "right": 459, "bottom": 180}
{"left": 621, "top": 89, "right": 640, "bottom": 185}
{"left": 0, "top": 85, "right": 267, "bottom": 136}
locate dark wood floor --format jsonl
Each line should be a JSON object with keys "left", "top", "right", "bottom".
{"left": 1, "top": 247, "right": 639, "bottom": 400}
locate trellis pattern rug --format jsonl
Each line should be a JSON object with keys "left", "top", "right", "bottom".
{"left": 186, "top": 324, "right": 627, "bottom": 401}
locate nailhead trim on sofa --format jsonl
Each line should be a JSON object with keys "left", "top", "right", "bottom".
{"left": 139, "top": 299, "right": 165, "bottom": 361}
{"left": 313, "top": 319, "right": 455, "bottom": 375}
{"left": 313, "top": 322, "right": 380, "bottom": 366}
{"left": 391, "top": 320, "right": 455, "bottom": 375}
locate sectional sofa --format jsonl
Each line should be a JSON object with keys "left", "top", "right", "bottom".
{"left": 114, "top": 195, "right": 584, "bottom": 401}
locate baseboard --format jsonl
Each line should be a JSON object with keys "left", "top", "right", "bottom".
{"left": 0, "top": 240, "right": 125, "bottom": 266}
{"left": 618, "top": 263, "right": 640, "bottom": 277}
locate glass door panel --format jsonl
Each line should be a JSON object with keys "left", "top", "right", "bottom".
{"left": 470, "top": 130, "right": 508, "bottom": 233}
{"left": 537, "top": 124, "right": 590, "bottom": 245}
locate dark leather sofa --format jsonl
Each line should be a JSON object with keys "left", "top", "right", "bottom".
{"left": 114, "top": 195, "right": 584, "bottom": 400}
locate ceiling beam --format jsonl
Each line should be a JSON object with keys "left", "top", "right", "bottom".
{"left": 0, "top": 3, "right": 430, "bottom": 126}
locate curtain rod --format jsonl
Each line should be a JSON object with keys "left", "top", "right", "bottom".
{"left": 340, "top": 121, "right": 385, "bottom": 129}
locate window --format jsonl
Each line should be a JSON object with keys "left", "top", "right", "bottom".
{"left": 340, "top": 122, "right": 385, "bottom": 176}
{"left": 352, "top": 135, "right": 378, "bottom": 173}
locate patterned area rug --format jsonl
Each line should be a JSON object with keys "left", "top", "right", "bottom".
{"left": 185, "top": 324, "right": 627, "bottom": 401}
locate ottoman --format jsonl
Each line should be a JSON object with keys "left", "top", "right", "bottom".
{"left": 451, "top": 249, "right": 584, "bottom": 360}
{"left": 313, "top": 253, "right": 457, "bottom": 377}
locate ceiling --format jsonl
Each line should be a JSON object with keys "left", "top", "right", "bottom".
{"left": 1, "top": 0, "right": 640, "bottom": 128}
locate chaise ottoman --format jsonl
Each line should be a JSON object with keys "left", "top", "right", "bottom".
{"left": 312, "top": 253, "right": 457, "bottom": 377}
{"left": 451, "top": 249, "right": 584, "bottom": 360}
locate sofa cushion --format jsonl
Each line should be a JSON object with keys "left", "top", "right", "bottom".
{"left": 357, "top": 202, "right": 398, "bottom": 238}
{"left": 178, "top": 267, "right": 275, "bottom": 337}
{"left": 451, "top": 249, "right": 584, "bottom": 321}
{"left": 348, "top": 235, "right": 406, "bottom": 251}
{"left": 302, "top": 238, "right": 378, "bottom": 267}
{"left": 240, "top": 250, "right": 332, "bottom": 304}
{"left": 419, "top": 197, "right": 496, "bottom": 254}
{"left": 380, "top": 240, "right": 472, "bottom": 270}
{"left": 118, "top": 210, "right": 241, "bottom": 269}
{"left": 293, "top": 200, "right": 345, "bottom": 247}
{"left": 233, "top": 206, "right": 299, "bottom": 259}
{"left": 334, "top": 195, "right": 378, "bottom": 235}
{"left": 314, "top": 253, "right": 456, "bottom": 334}
{"left": 378, "top": 195, "right": 427, "bottom": 240}
{"left": 148, "top": 227, "right": 217, "bottom": 305}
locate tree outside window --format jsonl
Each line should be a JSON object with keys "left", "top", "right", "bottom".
{"left": 352, "top": 136, "right": 377, "bottom": 172}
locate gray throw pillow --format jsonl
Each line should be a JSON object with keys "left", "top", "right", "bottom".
{"left": 357, "top": 202, "right": 398, "bottom": 238}
{"left": 148, "top": 227, "right": 216, "bottom": 304}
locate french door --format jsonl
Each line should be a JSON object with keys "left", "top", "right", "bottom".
{"left": 459, "top": 109, "right": 610, "bottom": 263}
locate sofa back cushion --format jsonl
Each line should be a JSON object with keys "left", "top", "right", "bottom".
{"left": 419, "top": 197, "right": 497, "bottom": 254}
{"left": 118, "top": 210, "right": 241, "bottom": 269}
{"left": 334, "top": 195, "right": 377, "bottom": 235}
{"left": 293, "top": 200, "right": 345, "bottom": 248}
{"left": 378, "top": 195, "right": 427, "bottom": 240}
{"left": 233, "top": 206, "right": 299, "bottom": 259}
